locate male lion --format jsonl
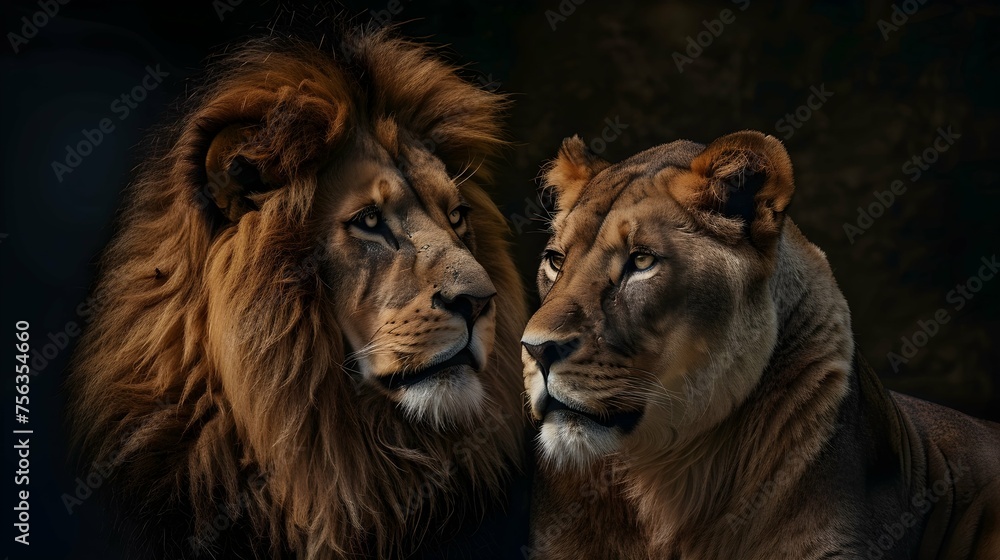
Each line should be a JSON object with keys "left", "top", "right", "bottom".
{"left": 522, "top": 131, "right": 1000, "bottom": 559}
{"left": 68, "top": 28, "right": 528, "bottom": 559}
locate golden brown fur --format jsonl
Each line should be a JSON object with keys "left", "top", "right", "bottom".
{"left": 523, "top": 131, "right": 1000, "bottom": 559}
{"left": 68, "top": 28, "right": 527, "bottom": 560}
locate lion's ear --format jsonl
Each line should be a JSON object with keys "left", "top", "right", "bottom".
{"left": 188, "top": 78, "right": 349, "bottom": 223}
{"left": 671, "top": 130, "right": 794, "bottom": 248}
{"left": 204, "top": 125, "right": 275, "bottom": 222}
{"left": 543, "top": 135, "right": 610, "bottom": 212}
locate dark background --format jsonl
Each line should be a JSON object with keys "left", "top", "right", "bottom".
{"left": 2, "top": 0, "right": 998, "bottom": 558}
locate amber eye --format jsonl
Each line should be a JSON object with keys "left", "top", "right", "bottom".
{"left": 448, "top": 205, "right": 470, "bottom": 228}
{"left": 546, "top": 251, "right": 565, "bottom": 272}
{"left": 632, "top": 253, "right": 655, "bottom": 271}
{"left": 349, "top": 205, "right": 382, "bottom": 231}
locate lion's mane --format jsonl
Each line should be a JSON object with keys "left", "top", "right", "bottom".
{"left": 68, "top": 27, "right": 527, "bottom": 559}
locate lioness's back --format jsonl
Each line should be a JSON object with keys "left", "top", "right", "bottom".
{"left": 894, "top": 392, "right": 1000, "bottom": 466}
{"left": 892, "top": 393, "right": 1000, "bottom": 559}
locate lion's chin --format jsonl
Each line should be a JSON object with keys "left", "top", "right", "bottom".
{"left": 538, "top": 411, "right": 624, "bottom": 472}
{"left": 396, "top": 365, "right": 487, "bottom": 430}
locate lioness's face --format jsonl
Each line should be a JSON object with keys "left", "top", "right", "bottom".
{"left": 523, "top": 135, "right": 793, "bottom": 469}
{"left": 320, "top": 134, "right": 497, "bottom": 428}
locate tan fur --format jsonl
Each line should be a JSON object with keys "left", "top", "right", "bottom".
{"left": 524, "top": 131, "right": 1000, "bottom": 558}
{"left": 542, "top": 135, "right": 611, "bottom": 212}
{"left": 68, "top": 29, "right": 527, "bottom": 560}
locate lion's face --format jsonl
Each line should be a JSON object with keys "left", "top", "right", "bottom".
{"left": 523, "top": 133, "right": 795, "bottom": 470}
{"left": 183, "top": 44, "right": 524, "bottom": 457}
{"left": 320, "top": 135, "right": 497, "bottom": 427}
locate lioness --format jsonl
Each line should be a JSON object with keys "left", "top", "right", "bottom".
{"left": 522, "top": 131, "right": 1000, "bottom": 559}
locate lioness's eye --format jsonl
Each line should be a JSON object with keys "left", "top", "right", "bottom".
{"left": 631, "top": 253, "right": 656, "bottom": 271}
{"left": 545, "top": 251, "right": 565, "bottom": 272}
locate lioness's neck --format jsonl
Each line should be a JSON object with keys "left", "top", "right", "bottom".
{"left": 624, "top": 222, "right": 855, "bottom": 555}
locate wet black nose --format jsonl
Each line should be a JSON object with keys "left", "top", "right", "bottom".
{"left": 522, "top": 338, "right": 580, "bottom": 375}
{"left": 433, "top": 291, "right": 495, "bottom": 325}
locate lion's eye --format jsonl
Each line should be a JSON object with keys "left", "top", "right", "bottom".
{"left": 448, "top": 205, "right": 470, "bottom": 228}
{"left": 347, "top": 205, "right": 400, "bottom": 249}
{"left": 349, "top": 206, "right": 383, "bottom": 231}
{"left": 630, "top": 252, "right": 657, "bottom": 272}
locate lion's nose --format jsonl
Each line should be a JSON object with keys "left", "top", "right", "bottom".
{"left": 433, "top": 291, "right": 495, "bottom": 325}
{"left": 521, "top": 338, "right": 580, "bottom": 377}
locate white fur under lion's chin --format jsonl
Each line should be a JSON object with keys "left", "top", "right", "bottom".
{"left": 538, "top": 413, "right": 623, "bottom": 472}
{"left": 397, "top": 371, "right": 487, "bottom": 430}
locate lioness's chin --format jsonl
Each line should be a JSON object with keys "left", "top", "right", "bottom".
{"left": 396, "top": 367, "right": 486, "bottom": 429}
{"left": 538, "top": 412, "right": 623, "bottom": 471}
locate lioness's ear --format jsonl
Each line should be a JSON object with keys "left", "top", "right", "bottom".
{"left": 671, "top": 130, "right": 794, "bottom": 247}
{"left": 204, "top": 125, "right": 273, "bottom": 222}
{"left": 543, "top": 135, "right": 610, "bottom": 212}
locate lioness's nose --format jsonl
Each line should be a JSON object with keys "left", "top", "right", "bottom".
{"left": 433, "top": 291, "right": 495, "bottom": 324}
{"left": 522, "top": 338, "right": 580, "bottom": 375}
